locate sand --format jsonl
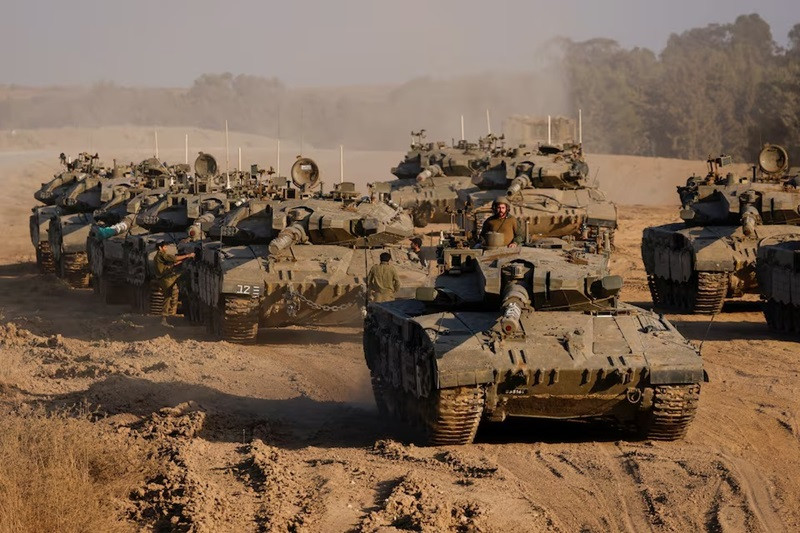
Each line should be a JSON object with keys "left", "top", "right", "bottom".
{"left": 0, "top": 127, "right": 797, "bottom": 532}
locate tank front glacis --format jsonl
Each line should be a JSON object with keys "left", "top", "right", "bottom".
{"left": 364, "top": 240, "right": 703, "bottom": 445}
{"left": 370, "top": 131, "right": 499, "bottom": 227}
{"left": 191, "top": 158, "right": 430, "bottom": 343}
{"left": 757, "top": 237, "right": 800, "bottom": 334}
{"left": 642, "top": 145, "right": 800, "bottom": 314}
{"left": 459, "top": 143, "right": 617, "bottom": 251}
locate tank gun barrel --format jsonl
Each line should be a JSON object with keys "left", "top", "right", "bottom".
{"left": 94, "top": 214, "right": 133, "bottom": 240}
{"left": 188, "top": 212, "right": 217, "bottom": 241}
{"left": 507, "top": 175, "right": 532, "bottom": 196}
{"left": 499, "top": 263, "right": 532, "bottom": 335}
{"left": 416, "top": 164, "right": 443, "bottom": 183}
{"left": 268, "top": 223, "right": 307, "bottom": 254}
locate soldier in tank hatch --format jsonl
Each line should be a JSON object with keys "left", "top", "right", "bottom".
{"left": 479, "top": 197, "right": 523, "bottom": 248}
{"left": 367, "top": 252, "right": 400, "bottom": 303}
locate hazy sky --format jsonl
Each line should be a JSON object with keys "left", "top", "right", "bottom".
{"left": 3, "top": 0, "right": 798, "bottom": 87}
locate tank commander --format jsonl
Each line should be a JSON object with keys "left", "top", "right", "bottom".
{"left": 479, "top": 197, "right": 523, "bottom": 248}
{"left": 154, "top": 241, "right": 195, "bottom": 321}
{"left": 367, "top": 252, "right": 401, "bottom": 302}
{"left": 408, "top": 237, "right": 428, "bottom": 268}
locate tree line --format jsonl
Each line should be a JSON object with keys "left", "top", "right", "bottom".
{"left": 0, "top": 14, "right": 797, "bottom": 163}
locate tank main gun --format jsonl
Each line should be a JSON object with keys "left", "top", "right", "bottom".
{"left": 268, "top": 223, "right": 306, "bottom": 254}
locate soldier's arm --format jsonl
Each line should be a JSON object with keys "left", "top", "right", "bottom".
{"left": 511, "top": 218, "right": 524, "bottom": 245}
{"left": 392, "top": 269, "right": 401, "bottom": 292}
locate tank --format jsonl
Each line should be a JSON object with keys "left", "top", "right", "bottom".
{"left": 756, "top": 236, "right": 800, "bottom": 333}
{"left": 46, "top": 159, "right": 127, "bottom": 287}
{"left": 459, "top": 143, "right": 617, "bottom": 251}
{"left": 364, "top": 236, "right": 704, "bottom": 445}
{"left": 30, "top": 152, "right": 101, "bottom": 273}
{"left": 642, "top": 145, "right": 800, "bottom": 314}
{"left": 369, "top": 131, "right": 498, "bottom": 227}
{"left": 88, "top": 154, "right": 221, "bottom": 311}
{"left": 190, "top": 157, "right": 430, "bottom": 343}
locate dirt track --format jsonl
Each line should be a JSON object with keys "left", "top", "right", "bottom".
{"left": 1, "top": 130, "right": 799, "bottom": 532}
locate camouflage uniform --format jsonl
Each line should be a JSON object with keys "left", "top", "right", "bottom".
{"left": 154, "top": 249, "right": 180, "bottom": 315}
{"left": 367, "top": 263, "right": 400, "bottom": 303}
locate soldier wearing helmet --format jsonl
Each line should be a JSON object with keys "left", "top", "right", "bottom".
{"left": 479, "top": 197, "right": 523, "bottom": 248}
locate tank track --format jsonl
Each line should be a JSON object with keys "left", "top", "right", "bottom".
{"left": 59, "top": 252, "right": 90, "bottom": 289}
{"left": 421, "top": 387, "right": 485, "bottom": 446}
{"left": 132, "top": 283, "right": 166, "bottom": 315}
{"left": 763, "top": 299, "right": 800, "bottom": 333}
{"left": 218, "top": 295, "right": 259, "bottom": 344}
{"left": 36, "top": 242, "right": 56, "bottom": 274}
{"left": 639, "top": 384, "right": 700, "bottom": 440}
{"left": 649, "top": 272, "right": 727, "bottom": 314}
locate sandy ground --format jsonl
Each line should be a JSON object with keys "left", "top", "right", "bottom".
{"left": 1, "top": 128, "right": 798, "bottom": 532}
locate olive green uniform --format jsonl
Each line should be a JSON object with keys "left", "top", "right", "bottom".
{"left": 367, "top": 263, "right": 400, "bottom": 303}
{"left": 154, "top": 249, "right": 180, "bottom": 315}
{"left": 480, "top": 215, "right": 523, "bottom": 246}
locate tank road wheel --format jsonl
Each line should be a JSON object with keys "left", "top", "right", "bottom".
{"left": 59, "top": 253, "right": 90, "bottom": 289}
{"left": 638, "top": 384, "right": 700, "bottom": 441}
{"left": 36, "top": 242, "right": 56, "bottom": 274}
{"left": 419, "top": 386, "right": 485, "bottom": 446}
{"left": 219, "top": 295, "right": 259, "bottom": 344}
{"left": 689, "top": 272, "right": 727, "bottom": 314}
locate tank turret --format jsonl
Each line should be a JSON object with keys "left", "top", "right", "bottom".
{"left": 364, "top": 238, "right": 703, "bottom": 445}
{"left": 370, "top": 131, "right": 498, "bottom": 227}
{"left": 458, "top": 144, "right": 616, "bottom": 252}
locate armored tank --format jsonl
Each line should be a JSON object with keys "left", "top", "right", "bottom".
{"left": 30, "top": 152, "right": 101, "bottom": 273}
{"left": 369, "top": 131, "right": 499, "bottom": 227}
{"left": 46, "top": 158, "right": 126, "bottom": 287}
{"left": 756, "top": 236, "right": 800, "bottom": 333}
{"left": 364, "top": 236, "right": 704, "bottom": 445}
{"left": 86, "top": 173, "right": 154, "bottom": 304}
{"left": 642, "top": 145, "right": 800, "bottom": 314}
{"left": 459, "top": 143, "right": 617, "bottom": 251}
{"left": 191, "top": 157, "right": 429, "bottom": 343}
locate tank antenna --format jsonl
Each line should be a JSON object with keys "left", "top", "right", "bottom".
{"left": 460, "top": 115, "right": 465, "bottom": 141}
{"left": 486, "top": 109, "right": 492, "bottom": 135}
{"left": 225, "top": 120, "right": 230, "bottom": 189}
{"left": 300, "top": 107, "right": 305, "bottom": 156}
{"left": 578, "top": 109, "right": 583, "bottom": 145}
{"left": 184, "top": 133, "right": 188, "bottom": 164}
{"left": 340, "top": 145, "right": 344, "bottom": 184}
{"left": 238, "top": 147, "right": 243, "bottom": 187}
{"left": 154, "top": 130, "right": 159, "bottom": 159}
{"left": 276, "top": 138, "right": 281, "bottom": 177}
{"left": 698, "top": 313, "right": 717, "bottom": 356}
{"left": 547, "top": 115, "right": 552, "bottom": 145}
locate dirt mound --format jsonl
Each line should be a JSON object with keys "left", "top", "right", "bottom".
{"left": 358, "top": 472, "right": 487, "bottom": 532}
